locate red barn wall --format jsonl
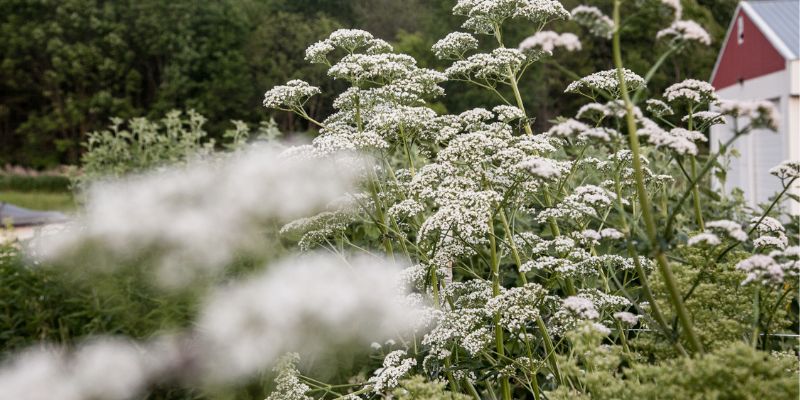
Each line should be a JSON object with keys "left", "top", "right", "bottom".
{"left": 711, "top": 9, "right": 786, "bottom": 90}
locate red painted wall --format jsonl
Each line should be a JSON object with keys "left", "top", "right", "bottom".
{"left": 711, "top": 9, "right": 786, "bottom": 90}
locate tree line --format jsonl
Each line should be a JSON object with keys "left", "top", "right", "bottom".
{"left": 0, "top": 0, "right": 735, "bottom": 167}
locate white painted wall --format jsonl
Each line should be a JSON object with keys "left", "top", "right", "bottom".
{"left": 710, "top": 66, "right": 799, "bottom": 215}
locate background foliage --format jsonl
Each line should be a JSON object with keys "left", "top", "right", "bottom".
{"left": 0, "top": 0, "right": 734, "bottom": 167}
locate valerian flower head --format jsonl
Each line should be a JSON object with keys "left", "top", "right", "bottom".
{"left": 716, "top": 99, "right": 779, "bottom": 131}
{"left": 646, "top": 127, "right": 706, "bottom": 155}
{"left": 263, "top": 80, "right": 321, "bottom": 109}
{"left": 518, "top": 31, "right": 581, "bottom": 53}
{"left": 571, "top": 5, "right": 615, "bottom": 39}
{"left": 565, "top": 69, "right": 645, "bottom": 98}
{"left": 492, "top": 105, "right": 526, "bottom": 122}
{"left": 485, "top": 283, "right": 548, "bottom": 331}
{"left": 706, "top": 219, "right": 748, "bottom": 242}
{"left": 663, "top": 79, "right": 718, "bottom": 104}
{"left": 432, "top": 32, "right": 479, "bottom": 59}
{"left": 369, "top": 350, "right": 417, "bottom": 393}
{"left": 445, "top": 48, "right": 529, "bottom": 81}
{"left": 769, "top": 160, "right": 800, "bottom": 181}
{"left": 645, "top": 99, "right": 674, "bottom": 117}
{"left": 266, "top": 353, "right": 312, "bottom": 400}
{"left": 613, "top": 311, "right": 640, "bottom": 326}
{"left": 736, "top": 254, "right": 786, "bottom": 286}
{"left": 683, "top": 111, "right": 724, "bottom": 125}
{"left": 453, "top": 0, "right": 569, "bottom": 34}
{"left": 562, "top": 296, "right": 600, "bottom": 320}
{"left": 656, "top": 20, "right": 711, "bottom": 46}
{"left": 687, "top": 232, "right": 721, "bottom": 247}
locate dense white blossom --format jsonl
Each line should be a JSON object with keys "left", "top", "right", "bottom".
{"left": 369, "top": 350, "right": 417, "bottom": 393}
{"left": 769, "top": 160, "right": 800, "bottom": 181}
{"left": 432, "top": 32, "right": 479, "bottom": 59}
{"left": 687, "top": 232, "right": 721, "bottom": 247}
{"left": 736, "top": 254, "right": 785, "bottom": 286}
{"left": 565, "top": 69, "right": 646, "bottom": 98}
{"left": 492, "top": 105, "right": 526, "bottom": 122}
{"left": 613, "top": 311, "right": 640, "bottom": 326}
{"left": 646, "top": 127, "right": 705, "bottom": 155}
{"left": 485, "top": 283, "right": 548, "bottom": 331}
{"left": 571, "top": 6, "right": 614, "bottom": 39}
{"left": 35, "top": 146, "right": 361, "bottom": 286}
{"left": 562, "top": 296, "right": 599, "bottom": 319}
{"left": 263, "top": 80, "right": 321, "bottom": 109}
{"left": 196, "top": 254, "right": 417, "bottom": 381}
{"left": 453, "top": 0, "right": 569, "bottom": 34}
{"left": 706, "top": 219, "right": 748, "bottom": 242}
{"left": 656, "top": 20, "right": 711, "bottom": 45}
{"left": 445, "top": 48, "right": 529, "bottom": 81}
{"left": 716, "top": 99, "right": 779, "bottom": 131}
{"left": 519, "top": 31, "right": 581, "bottom": 53}
{"left": 645, "top": 99, "right": 674, "bottom": 116}
{"left": 266, "top": 354, "right": 312, "bottom": 400}
{"left": 663, "top": 79, "right": 717, "bottom": 103}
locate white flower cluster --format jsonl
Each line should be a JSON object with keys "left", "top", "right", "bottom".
{"left": 687, "top": 232, "right": 721, "bottom": 247}
{"left": 537, "top": 185, "right": 619, "bottom": 223}
{"left": 613, "top": 311, "right": 640, "bottom": 326}
{"left": 0, "top": 339, "right": 157, "bottom": 400}
{"left": 562, "top": 296, "right": 599, "bottom": 319}
{"left": 519, "top": 31, "right": 581, "bottom": 53}
{"left": 445, "top": 48, "right": 529, "bottom": 81}
{"left": 663, "top": 79, "right": 718, "bottom": 104}
{"left": 706, "top": 219, "right": 748, "bottom": 242}
{"left": 571, "top": 5, "right": 614, "bottom": 39}
{"left": 769, "top": 160, "right": 800, "bottom": 181}
{"left": 305, "top": 29, "right": 392, "bottom": 64}
{"left": 35, "top": 145, "right": 360, "bottom": 286}
{"left": 453, "top": 0, "right": 569, "bottom": 34}
{"left": 749, "top": 216, "right": 787, "bottom": 250}
{"left": 565, "top": 69, "right": 646, "bottom": 98}
{"left": 660, "top": 0, "right": 683, "bottom": 19}
{"left": 645, "top": 99, "right": 674, "bottom": 117}
{"left": 716, "top": 99, "right": 779, "bottom": 131}
{"left": 493, "top": 105, "right": 526, "bottom": 122}
{"left": 263, "top": 80, "right": 321, "bottom": 109}
{"left": 485, "top": 283, "right": 548, "bottom": 331}
{"left": 432, "top": 32, "right": 479, "bottom": 59}
{"left": 656, "top": 20, "right": 711, "bottom": 45}
{"left": 683, "top": 111, "right": 724, "bottom": 125}
{"left": 266, "top": 353, "right": 312, "bottom": 400}
{"left": 646, "top": 127, "right": 706, "bottom": 155}
{"left": 369, "top": 350, "right": 417, "bottom": 393}
{"left": 735, "top": 252, "right": 797, "bottom": 286}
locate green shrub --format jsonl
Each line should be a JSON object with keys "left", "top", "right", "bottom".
{"left": 0, "top": 174, "right": 72, "bottom": 192}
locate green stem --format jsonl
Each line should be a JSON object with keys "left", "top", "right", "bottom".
{"left": 751, "top": 289, "right": 760, "bottom": 349}
{"left": 689, "top": 156, "right": 705, "bottom": 230}
{"left": 612, "top": 0, "right": 703, "bottom": 354}
{"left": 488, "top": 216, "right": 512, "bottom": 400}
{"left": 498, "top": 209, "right": 563, "bottom": 385}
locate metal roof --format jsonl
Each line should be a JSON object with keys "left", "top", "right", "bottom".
{"left": 744, "top": 0, "right": 799, "bottom": 59}
{"left": 0, "top": 202, "right": 68, "bottom": 226}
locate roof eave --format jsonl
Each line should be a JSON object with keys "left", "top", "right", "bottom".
{"left": 741, "top": 1, "right": 797, "bottom": 60}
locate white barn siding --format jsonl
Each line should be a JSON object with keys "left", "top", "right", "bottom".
{"left": 710, "top": 67, "right": 799, "bottom": 215}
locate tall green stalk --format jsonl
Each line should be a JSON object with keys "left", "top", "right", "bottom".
{"left": 611, "top": 0, "right": 703, "bottom": 354}
{"left": 488, "top": 216, "right": 512, "bottom": 400}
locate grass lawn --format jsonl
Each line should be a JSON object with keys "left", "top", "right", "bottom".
{"left": 0, "top": 191, "right": 76, "bottom": 212}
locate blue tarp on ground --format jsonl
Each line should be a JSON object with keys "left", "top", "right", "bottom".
{"left": 0, "top": 202, "right": 68, "bottom": 226}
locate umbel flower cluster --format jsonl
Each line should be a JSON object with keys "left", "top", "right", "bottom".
{"left": 3, "top": 0, "right": 795, "bottom": 399}
{"left": 259, "top": 0, "right": 799, "bottom": 398}
{"left": 259, "top": 0, "right": 798, "bottom": 398}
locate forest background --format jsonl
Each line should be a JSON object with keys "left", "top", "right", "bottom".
{"left": 0, "top": 0, "right": 736, "bottom": 167}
